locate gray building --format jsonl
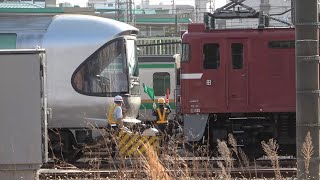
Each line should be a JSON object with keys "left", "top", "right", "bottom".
{"left": 87, "top": 0, "right": 116, "bottom": 9}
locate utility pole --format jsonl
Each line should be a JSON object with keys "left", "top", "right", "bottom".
{"left": 172, "top": 0, "right": 175, "bottom": 15}
{"left": 291, "top": 0, "right": 295, "bottom": 24}
{"left": 195, "top": 4, "right": 198, "bottom": 22}
{"left": 175, "top": 14, "right": 178, "bottom": 35}
{"left": 129, "top": 0, "right": 133, "bottom": 24}
{"left": 296, "top": 0, "right": 320, "bottom": 179}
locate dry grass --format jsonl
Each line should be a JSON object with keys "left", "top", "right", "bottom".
{"left": 217, "top": 139, "right": 233, "bottom": 179}
{"left": 301, "top": 131, "right": 314, "bottom": 180}
{"left": 261, "top": 139, "right": 282, "bottom": 180}
{"left": 228, "top": 134, "right": 246, "bottom": 176}
{"left": 142, "top": 143, "right": 170, "bottom": 180}
{"left": 45, "top": 125, "right": 313, "bottom": 180}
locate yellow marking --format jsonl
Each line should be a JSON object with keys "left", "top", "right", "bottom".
{"left": 119, "top": 134, "right": 140, "bottom": 156}
{"left": 118, "top": 133, "right": 131, "bottom": 148}
{"left": 138, "top": 136, "right": 158, "bottom": 155}
{"left": 126, "top": 136, "right": 149, "bottom": 156}
{"left": 118, "top": 130, "right": 125, "bottom": 138}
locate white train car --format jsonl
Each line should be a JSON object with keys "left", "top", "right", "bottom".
{"left": 138, "top": 55, "right": 178, "bottom": 121}
{"left": 0, "top": 14, "right": 140, "bottom": 161}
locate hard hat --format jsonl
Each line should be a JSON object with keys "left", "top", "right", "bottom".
{"left": 114, "top": 95, "right": 123, "bottom": 102}
{"left": 158, "top": 97, "right": 165, "bottom": 104}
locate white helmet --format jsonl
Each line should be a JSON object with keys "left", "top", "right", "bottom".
{"left": 114, "top": 95, "right": 123, "bottom": 102}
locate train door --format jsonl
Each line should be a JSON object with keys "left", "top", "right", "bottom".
{"left": 227, "top": 39, "right": 248, "bottom": 111}
{"left": 200, "top": 40, "right": 226, "bottom": 112}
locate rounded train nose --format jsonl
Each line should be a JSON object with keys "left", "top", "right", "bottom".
{"left": 122, "top": 96, "right": 141, "bottom": 118}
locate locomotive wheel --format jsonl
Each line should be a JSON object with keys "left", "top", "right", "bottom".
{"left": 48, "top": 129, "right": 82, "bottom": 163}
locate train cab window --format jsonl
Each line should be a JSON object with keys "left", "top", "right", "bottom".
{"left": 232, "top": 43, "right": 244, "bottom": 69}
{"left": 153, "top": 72, "right": 170, "bottom": 96}
{"left": 127, "top": 39, "right": 139, "bottom": 77}
{"left": 181, "top": 43, "right": 190, "bottom": 62}
{"left": 203, "top": 43, "right": 220, "bottom": 69}
{"left": 72, "top": 38, "right": 129, "bottom": 96}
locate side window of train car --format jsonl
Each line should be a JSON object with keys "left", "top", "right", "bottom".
{"left": 0, "top": 33, "right": 16, "bottom": 49}
{"left": 181, "top": 43, "right": 190, "bottom": 62}
{"left": 153, "top": 72, "right": 170, "bottom": 96}
{"left": 232, "top": 43, "right": 244, "bottom": 69}
{"left": 203, "top": 43, "right": 220, "bottom": 69}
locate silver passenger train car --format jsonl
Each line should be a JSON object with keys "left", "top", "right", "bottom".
{"left": 0, "top": 14, "right": 140, "bottom": 161}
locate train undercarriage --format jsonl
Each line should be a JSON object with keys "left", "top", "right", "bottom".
{"left": 47, "top": 112, "right": 297, "bottom": 162}
{"left": 183, "top": 112, "right": 296, "bottom": 159}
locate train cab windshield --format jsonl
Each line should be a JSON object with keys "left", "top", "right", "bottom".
{"left": 126, "top": 39, "right": 140, "bottom": 96}
{"left": 72, "top": 37, "right": 138, "bottom": 97}
{"left": 127, "top": 39, "right": 138, "bottom": 77}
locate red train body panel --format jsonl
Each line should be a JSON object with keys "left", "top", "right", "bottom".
{"left": 180, "top": 24, "right": 296, "bottom": 114}
{"left": 178, "top": 23, "right": 304, "bottom": 157}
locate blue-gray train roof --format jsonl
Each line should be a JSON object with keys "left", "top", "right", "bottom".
{"left": 138, "top": 55, "right": 175, "bottom": 63}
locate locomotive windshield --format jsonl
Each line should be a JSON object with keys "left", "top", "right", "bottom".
{"left": 126, "top": 39, "right": 140, "bottom": 95}
{"left": 72, "top": 38, "right": 130, "bottom": 96}
{"left": 127, "top": 39, "right": 138, "bottom": 77}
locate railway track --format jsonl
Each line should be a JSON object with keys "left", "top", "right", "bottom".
{"left": 42, "top": 156, "right": 296, "bottom": 168}
{"left": 39, "top": 156, "right": 297, "bottom": 179}
{"left": 38, "top": 167, "right": 297, "bottom": 179}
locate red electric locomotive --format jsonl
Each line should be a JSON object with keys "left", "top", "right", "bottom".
{"left": 178, "top": 23, "right": 298, "bottom": 157}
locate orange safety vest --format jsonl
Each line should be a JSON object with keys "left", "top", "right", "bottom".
{"left": 107, "top": 104, "right": 118, "bottom": 124}
{"left": 156, "top": 108, "right": 168, "bottom": 124}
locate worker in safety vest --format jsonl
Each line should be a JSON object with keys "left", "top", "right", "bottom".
{"left": 152, "top": 97, "right": 171, "bottom": 133}
{"left": 107, "top": 95, "right": 124, "bottom": 128}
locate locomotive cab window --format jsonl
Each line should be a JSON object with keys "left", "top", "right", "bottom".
{"left": 72, "top": 38, "right": 129, "bottom": 96}
{"left": 153, "top": 72, "right": 170, "bottom": 96}
{"left": 232, "top": 43, "right": 244, "bottom": 69}
{"left": 181, "top": 43, "right": 190, "bottom": 62}
{"left": 127, "top": 39, "right": 140, "bottom": 96}
{"left": 203, "top": 43, "right": 220, "bottom": 69}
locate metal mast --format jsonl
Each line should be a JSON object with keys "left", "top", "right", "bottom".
{"left": 295, "top": 0, "right": 320, "bottom": 179}
{"left": 116, "top": 0, "right": 134, "bottom": 25}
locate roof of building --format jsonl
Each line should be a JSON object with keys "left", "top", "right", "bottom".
{"left": 0, "top": 4, "right": 191, "bottom": 24}
{"left": 0, "top": 2, "right": 44, "bottom": 8}
{"left": 0, "top": 2, "right": 64, "bottom": 13}
{"left": 0, "top": 7, "right": 64, "bottom": 13}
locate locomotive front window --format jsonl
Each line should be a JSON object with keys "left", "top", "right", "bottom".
{"left": 72, "top": 38, "right": 129, "bottom": 96}
{"left": 181, "top": 43, "right": 190, "bottom": 62}
{"left": 203, "top": 43, "right": 220, "bottom": 69}
{"left": 127, "top": 39, "right": 139, "bottom": 77}
{"left": 232, "top": 43, "right": 244, "bottom": 69}
{"left": 127, "top": 39, "right": 140, "bottom": 96}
